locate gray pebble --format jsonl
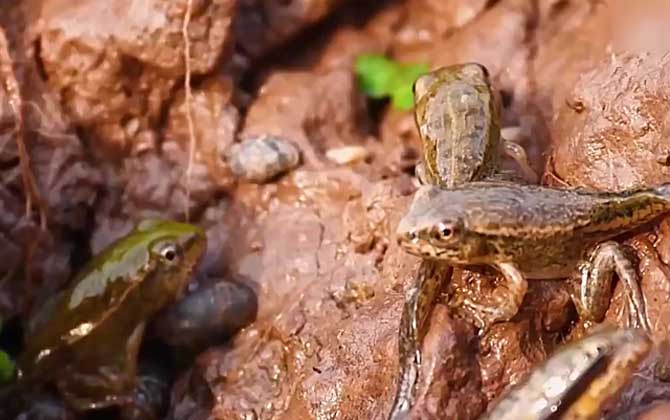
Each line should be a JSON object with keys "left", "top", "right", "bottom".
{"left": 154, "top": 280, "right": 257, "bottom": 349}
{"left": 227, "top": 135, "right": 301, "bottom": 183}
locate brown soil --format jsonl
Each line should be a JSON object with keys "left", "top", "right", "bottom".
{"left": 2, "top": 0, "right": 670, "bottom": 419}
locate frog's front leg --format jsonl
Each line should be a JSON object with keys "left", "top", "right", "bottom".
{"left": 461, "top": 262, "right": 528, "bottom": 329}
{"left": 500, "top": 139, "right": 538, "bottom": 184}
{"left": 499, "top": 127, "right": 538, "bottom": 184}
{"left": 572, "top": 241, "right": 651, "bottom": 334}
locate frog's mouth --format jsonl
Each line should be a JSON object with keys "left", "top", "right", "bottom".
{"left": 396, "top": 232, "right": 456, "bottom": 261}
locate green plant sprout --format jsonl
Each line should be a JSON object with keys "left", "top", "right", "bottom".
{"left": 355, "top": 54, "right": 429, "bottom": 110}
{"left": 0, "top": 317, "right": 13, "bottom": 385}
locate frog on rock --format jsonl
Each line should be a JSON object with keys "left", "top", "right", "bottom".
{"left": 17, "top": 220, "right": 206, "bottom": 413}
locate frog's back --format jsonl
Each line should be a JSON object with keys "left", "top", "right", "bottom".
{"left": 18, "top": 221, "right": 182, "bottom": 381}
{"left": 413, "top": 182, "right": 670, "bottom": 239}
{"left": 414, "top": 64, "right": 500, "bottom": 187}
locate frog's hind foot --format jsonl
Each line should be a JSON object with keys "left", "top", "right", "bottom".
{"left": 572, "top": 241, "right": 651, "bottom": 335}
{"left": 500, "top": 133, "right": 538, "bottom": 184}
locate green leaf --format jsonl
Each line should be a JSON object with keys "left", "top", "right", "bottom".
{"left": 355, "top": 54, "right": 397, "bottom": 98}
{"left": 389, "top": 63, "right": 430, "bottom": 110}
{"left": 0, "top": 350, "right": 14, "bottom": 384}
{"left": 390, "top": 85, "right": 415, "bottom": 110}
{"left": 354, "top": 54, "right": 429, "bottom": 110}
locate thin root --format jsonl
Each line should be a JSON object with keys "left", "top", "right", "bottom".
{"left": 182, "top": 0, "right": 196, "bottom": 221}
{"left": 0, "top": 28, "right": 46, "bottom": 228}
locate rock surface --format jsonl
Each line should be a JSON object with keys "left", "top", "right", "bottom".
{"left": 1, "top": 0, "right": 670, "bottom": 419}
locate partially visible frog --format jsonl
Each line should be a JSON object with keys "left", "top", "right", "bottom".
{"left": 481, "top": 325, "right": 651, "bottom": 420}
{"left": 17, "top": 219, "right": 206, "bottom": 414}
{"left": 390, "top": 63, "right": 537, "bottom": 419}
{"left": 396, "top": 182, "right": 666, "bottom": 331}
{"left": 412, "top": 63, "right": 537, "bottom": 187}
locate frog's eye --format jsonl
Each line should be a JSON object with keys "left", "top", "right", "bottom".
{"left": 154, "top": 241, "right": 181, "bottom": 265}
{"left": 437, "top": 223, "right": 453, "bottom": 238}
{"left": 430, "top": 222, "right": 456, "bottom": 241}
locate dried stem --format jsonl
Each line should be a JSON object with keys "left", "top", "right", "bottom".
{"left": 182, "top": 0, "right": 196, "bottom": 221}
{"left": 0, "top": 28, "right": 46, "bottom": 228}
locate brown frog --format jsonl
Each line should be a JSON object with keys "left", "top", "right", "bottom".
{"left": 397, "top": 182, "right": 661, "bottom": 332}
{"left": 390, "top": 63, "right": 537, "bottom": 418}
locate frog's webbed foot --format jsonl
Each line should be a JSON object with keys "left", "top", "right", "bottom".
{"left": 499, "top": 128, "right": 538, "bottom": 184}
{"left": 389, "top": 260, "right": 451, "bottom": 420}
{"left": 572, "top": 241, "right": 651, "bottom": 334}
{"left": 460, "top": 262, "right": 528, "bottom": 330}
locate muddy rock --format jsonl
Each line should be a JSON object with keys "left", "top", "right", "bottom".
{"left": 396, "top": 0, "right": 532, "bottom": 81}
{"left": 394, "top": 0, "right": 488, "bottom": 55}
{"left": 550, "top": 53, "right": 670, "bottom": 190}
{"left": 168, "top": 171, "right": 419, "bottom": 419}
{"left": 532, "top": 1, "right": 609, "bottom": 121}
{"left": 235, "top": 0, "right": 349, "bottom": 59}
{"left": 534, "top": 1, "right": 670, "bottom": 148}
{"left": 476, "top": 281, "right": 571, "bottom": 402}
{"left": 33, "top": 0, "right": 236, "bottom": 157}
{"left": 241, "top": 68, "right": 371, "bottom": 168}
{"left": 164, "top": 78, "right": 239, "bottom": 190}
{"left": 407, "top": 305, "right": 486, "bottom": 420}
{"left": 378, "top": 107, "right": 422, "bottom": 177}
{"left": 549, "top": 52, "right": 670, "bottom": 414}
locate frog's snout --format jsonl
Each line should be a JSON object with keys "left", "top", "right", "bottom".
{"left": 396, "top": 229, "right": 419, "bottom": 247}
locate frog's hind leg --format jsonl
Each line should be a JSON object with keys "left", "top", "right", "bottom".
{"left": 461, "top": 262, "right": 528, "bottom": 330}
{"left": 58, "top": 322, "right": 147, "bottom": 411}
{"left": 388, "top": 260, "right": 451, "bottom": 420}
{"left": 572, "top": 241, "right": 651, "bottom": 334}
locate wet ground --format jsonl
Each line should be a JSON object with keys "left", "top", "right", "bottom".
{"left": 2, "top": 0, "right": 670, "bottom": 418}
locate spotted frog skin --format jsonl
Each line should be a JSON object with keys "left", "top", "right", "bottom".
{"left": 413, "top": 63, "right": 537, "bottom": 186}
{"left": 389, "top": 63, "right": 537, "bottom": 419}
{"left": 481, "top": 325, "right": 651, "bottom": 420}
{"left": 397, "top": 182, "right": 665, "bottom": 333}
{"left": 17, "top": 220, "right": 206, "bottom": 414}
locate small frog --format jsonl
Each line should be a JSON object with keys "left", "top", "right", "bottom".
{"left": 481, "top": 325, "right": 651, "bottom": 420}
{"left": 16, "top": 219, "right": 206, "bottom": 414}
{"left": 390, "top": 63, "right": 537, "bottom": 419}
{"left": 412, "top": 63, "right": 537, "bottom": 187}
{"left": 397, "top": 182, "right": 667, "bottom": 331}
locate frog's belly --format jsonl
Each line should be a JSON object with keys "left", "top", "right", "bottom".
{"left": 521, "top": 263, "right": 576, "bottom": 280}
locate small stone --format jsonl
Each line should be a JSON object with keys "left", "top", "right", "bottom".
{"left": 325, "top": 145, "right": 369, "bottom": 165}
{"left": 227, "top": 135, "right": 301, "bottom": 183}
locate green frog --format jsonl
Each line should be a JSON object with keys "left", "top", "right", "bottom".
{"left": 481, "top": 325, "right": 651, "bottom": 420}
{"left": 16, "top": 219, "right": 206, "bottom": 414}
{"left": 397, "top": 182, "right": 662, "bottom": 332}
{"left": 390, "top": 63, "right": 537, "bottom": 419}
